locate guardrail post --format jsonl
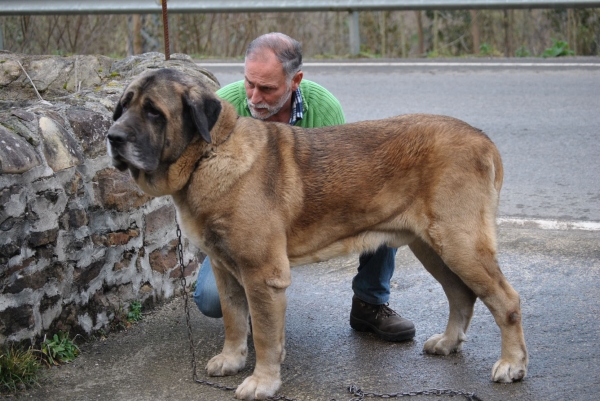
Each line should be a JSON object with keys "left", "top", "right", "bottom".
{"left": 348, "top": 11, "right": 360, "bottom": 56}
{"left": 0, "top": 22, "right": 3, "bottom": 50}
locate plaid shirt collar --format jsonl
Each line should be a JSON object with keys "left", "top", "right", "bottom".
{"left": 288, "top": 87, "right": 304, "bottom": 125}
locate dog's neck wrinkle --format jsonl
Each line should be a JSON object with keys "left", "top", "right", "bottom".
{"left": 164, "top": 139, "right": 207, "bottom": 193}
{"left": 163, "top": 102, "right": 239, "bottom": 196}
{"left": 210, "top": 101, "right": 238, "bottom": 147}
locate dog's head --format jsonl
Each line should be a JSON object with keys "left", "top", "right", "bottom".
{"left": 106, "top": 68, "right": 222, "bottom": 193}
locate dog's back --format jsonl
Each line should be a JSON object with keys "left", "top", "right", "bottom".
{"left": 275, "top": 114, "right": 503, "bottom": 263}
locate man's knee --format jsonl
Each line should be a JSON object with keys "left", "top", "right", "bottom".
{"left": 193, "top": 257, "right": 223, "bottom": 318}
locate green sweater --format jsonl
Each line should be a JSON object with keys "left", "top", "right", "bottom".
{"left": 216, "top": 79, "right": 346, "bottom": 128}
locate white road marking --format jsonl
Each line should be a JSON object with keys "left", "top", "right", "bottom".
{"left": 497, "top": 217, "right": 600, "bottom": 231}
{"left": 198, "top": 62, "right": 600, "bottom": 68}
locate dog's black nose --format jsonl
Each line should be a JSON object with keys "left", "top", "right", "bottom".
{"left": 107, "top": 127, "right": 128, "bottom": 145}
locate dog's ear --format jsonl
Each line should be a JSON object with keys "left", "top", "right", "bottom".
{"left": 184, "top": 91, "right": 222, "bottom": 144}
{"left": 113, "top": 91, "right": 133, "bottom": 121}
{"left": 113, "top": 102, "right": 123, "bottom": 121}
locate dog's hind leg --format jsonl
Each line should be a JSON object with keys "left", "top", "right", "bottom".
{"left": 206, "top": 260, "right": 250, "bottom": 377}
{"left": 427, "top": 228, "right": 528, "bottom": 383}
{"left": 409, "top": 238, "right": 477, "bottom": 355}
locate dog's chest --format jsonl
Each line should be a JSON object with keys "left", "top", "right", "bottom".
{"left": 174, "top": 206, "right": 207, "bottom": 251}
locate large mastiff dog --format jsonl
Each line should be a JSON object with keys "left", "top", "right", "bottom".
{"left": 107, "top": 68, "right": 528, "bottom": 399}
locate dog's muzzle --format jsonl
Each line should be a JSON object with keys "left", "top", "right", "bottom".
{"left": 106, "top": 126, "right": 130, "bottom": 171}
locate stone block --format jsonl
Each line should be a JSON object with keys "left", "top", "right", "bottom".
{"left": 4, "top": 256, "right": 34, "bottom": 278}
{"left": 11, "top": 109, "right": 35, "bottom": 123}
{"left": 38, "top": 116, "right": 83, "bottom": 172}
{"left": 149, "top": 240, "right": 178, "bottom": 274}
{"left": 64, "top": 171, "right": 84, "bottom": 198}
{"left": 66, "top": 107, "right": 111, "bottom": 159}
{"left": 63, "top": 55, "right": 114, "bottom": 92}
{"left": 51, "top": 303, "right": 78, "bottom": 335}
{"left": 113, "top": 250, "right": 135, "bottom": 271}
{"left": 28, "top": 228, "right": 59, "bottom": 247}
{"left": 59, "top": 208, "right": 89, "bottom": 230}
{"left": 0, "top": 124, "right": 42, "bottom": 174}
{"left": 40, "top": 294, "right": 61, "bottom": 314}
{"left": 0, "top": 59, "right": 21, "bottom": 87}
{"left": 5, "top": 262, "right": 64, "bottom": 294}
{"left": 1, "top": 109, "right": 40, "bottom": 147}
{"left": 28, "top": 57, "right": 72, "bottom": 92}
{"left": 0, "top": 305, "right": 34, "bottom": 336}
{"left": 145, "top": 204, "right": 176, "bottom": 237}
{"left": 0, "top": 186, "right": 26, "bottom": 226}
{"left": 0, "top": 217, "right": 16, "bottom": 231}
{"left": 93, "top": 168, "right": 153, "bottom": 212}
{"left": 92, "top": 228, "right": 140, "bottom": 247}
{"left": 139, "top": 282, "right": 154, "bottom": 294}
{"left": 169, "top": 260, "right": 198, "bottom": 279}
{"left": 0, "top": 243, "right": 20, "bottom": 260}
{"left": 74, "top": 259, "right": 104, "bottom": 289}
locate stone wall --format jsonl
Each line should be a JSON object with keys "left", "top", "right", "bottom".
{"left": 0, "top": 52, "right": 220, "bottom": 345}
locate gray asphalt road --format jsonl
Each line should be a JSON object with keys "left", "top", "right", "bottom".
{"left": 18, "top": 59, "right": 600, "bottom": 401}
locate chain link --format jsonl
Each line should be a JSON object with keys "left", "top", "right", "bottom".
{"left": 176, "top": 224, "right": 198, "bottom": 380}
{"left": 345, "top": 385, "right": 484, "bottom": 401}
{"left": 175, "top": 223, "right": 483, "bottom": 401}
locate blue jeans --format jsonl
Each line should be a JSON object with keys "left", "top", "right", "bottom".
{"left": 352, "top": 245, "right": 397, "bottom": 305}
{"left": 193, "top": 256, "right": 223, "bottom": 318}
{"left": 193, "top": 246, "right": 396, "bottom": 318}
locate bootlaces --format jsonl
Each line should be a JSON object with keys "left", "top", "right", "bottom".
{"left": 376, "top": 303, "right": 398, "bottom": 319}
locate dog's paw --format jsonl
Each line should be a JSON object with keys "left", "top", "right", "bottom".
{"left": 206, "top": 352, "right": 246, "bottom": 377}
{"left": 492, "top": 358, "right": 527, "bottom": 383}
{"left": 235, "top": 374, "right": 281, "bottom": 400}
{"left": 423, "top": 333, "right": 465, "bottom": 355}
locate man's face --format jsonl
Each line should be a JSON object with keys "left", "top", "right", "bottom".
{"left": 244, "top": 50, "right": 300, "bottom": 121}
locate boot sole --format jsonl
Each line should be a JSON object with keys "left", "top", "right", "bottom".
{"left": 350, "top": 315, "right": 416, "bottom": 342}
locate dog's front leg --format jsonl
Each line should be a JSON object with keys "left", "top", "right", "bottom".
{"left": 206, "top": 261, "right": 250, "bottom": 377}
{"left": 235, "top": 260, "right": 291, "bottom": 400}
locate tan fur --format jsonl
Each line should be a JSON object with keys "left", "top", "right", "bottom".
{"left": 107, "top": 69, "right": 528, "bottom": 400}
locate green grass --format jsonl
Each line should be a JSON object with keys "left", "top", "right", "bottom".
{"left": 0, "top": 345, "right": 42, "bottom": 393}
{"left": 127, "top": 301, "right": 143, "bottom": 322}
{"left": 41, "top": 332, "right": 80, "bottom": 366}
{"left": 110, "top": 300, "right": 144, "bottom": 331}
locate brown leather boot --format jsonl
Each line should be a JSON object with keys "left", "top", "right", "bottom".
{"left": 350, "top": 295, "right": 415, "bottom": 341}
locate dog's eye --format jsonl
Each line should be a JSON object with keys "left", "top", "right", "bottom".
{"left": 147, "top": 109, "right": 161, "bottom": 119}
{"left": 144, "top": 104, "right": 162, "bottom": 120}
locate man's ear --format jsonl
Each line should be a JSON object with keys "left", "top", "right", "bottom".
{"left": 184, "top": 92, "right": 222, "bottom": 144}
{"left": 291, "top": 70, "right": 303, "bottom": 92}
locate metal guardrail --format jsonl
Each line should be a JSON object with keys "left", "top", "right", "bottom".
{"left": 1, "top": 1, "right": 598, "bottom": 54}
{"left": 1, "top": 0, "right": 599, "bottom": 16}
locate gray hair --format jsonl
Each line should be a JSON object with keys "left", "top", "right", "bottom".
{"left": 245, "top": 32, "right": 303, "bottom": 80}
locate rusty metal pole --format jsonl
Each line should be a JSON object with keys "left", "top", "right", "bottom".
{"left": 161, "top": 0, "right": 170, "bottom": 60}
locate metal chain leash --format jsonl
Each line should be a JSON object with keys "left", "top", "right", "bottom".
{"left": 176, "top": 224, "right": 297, "bottom": 399}
{"left": 175, "top": 224, "right": 483, "bottom": 401}
{"left": 176, "top": 224, "right": 236, "bottom": 392}
{"left": 346, "top": 385, "right": 484, "bottom": 401}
